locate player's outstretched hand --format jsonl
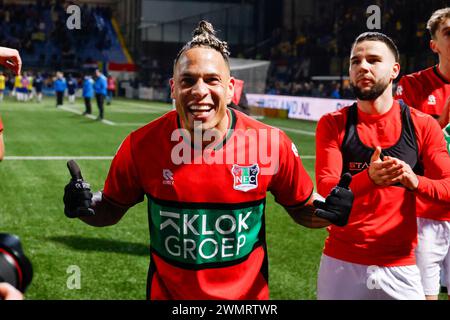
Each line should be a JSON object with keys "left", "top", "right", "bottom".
{"left": 313, "top": 173, "right": 354, "bottom": 227}
{"left": 63, "top": 160, "right": 95, "bottom": 218}
{"left": 0, "top": 47, "right": 21, "bottom": 75}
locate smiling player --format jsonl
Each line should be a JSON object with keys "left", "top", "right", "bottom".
{"left": 63, "top": 21, "right": 354, "bottom": 300}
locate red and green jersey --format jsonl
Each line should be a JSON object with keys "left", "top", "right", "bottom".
{"left": 103, "top": 108, "right": 313, "bottom": 300}
{"left": 396, "top": 65, "right": 450, "bottom": 118}
{"left": 396, "top": 65, "right": 450, "bottom": 221}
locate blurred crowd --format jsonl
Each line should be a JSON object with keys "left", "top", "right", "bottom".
{"left": 261, "top": 0, "right": 448, "bottom": 98}
{"left": 0, "top": 0, "right": 448, "bottom": 101}
{"left": 0, "top": 0, "right": 114, "bottom": 68}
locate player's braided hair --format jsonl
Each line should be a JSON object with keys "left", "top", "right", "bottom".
{"left": 174, "top": 20, "right": 230, "bottom": 68}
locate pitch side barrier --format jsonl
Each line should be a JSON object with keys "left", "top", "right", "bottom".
{"left": 247, "top": 94, "right": 355, "bottom": 121}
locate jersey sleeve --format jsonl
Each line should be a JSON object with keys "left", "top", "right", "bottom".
{"left": 268, "top": 130, "right": 314, "bottom": 207}
{"left": 414, "top": 114, "right": 450, "bottom": 202}
{"left": 103, "top": 134, "right": 145, "bottom": 206}
{"left": 0, "top": 117, "right": 3, "bottom": 133}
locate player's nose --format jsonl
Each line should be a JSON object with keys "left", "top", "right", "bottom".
{"left": 359, "top": 59, "right": 371, "bottom": 72}
{"left": 191, "top": 79, "right": 209, "bottom": 98}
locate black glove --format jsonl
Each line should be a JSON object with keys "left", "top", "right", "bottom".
{"left": 313, "top": 173, "right": 354, "bottom": 227}
{"left": 63, "top": 160, "right": 95, "bottom": 218}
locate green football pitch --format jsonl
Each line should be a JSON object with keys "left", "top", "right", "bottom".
{"left": 0, "top": 96, "right": 323, "bottom": 300}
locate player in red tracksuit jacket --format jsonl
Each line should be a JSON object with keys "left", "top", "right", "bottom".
{"left": 0, "top": 46, "right": 21, "bottom": 162}
{"left": 62, "top": 21, "right": 354, "bottom": 300}
{"left": 0, "top": 46, "right": 23, "bottom": 300}
{"left": 316, "top": 31, "right": 450, "bottom": 300}
{"left": 395, "top": 8, "right": 450, "bottom": 300}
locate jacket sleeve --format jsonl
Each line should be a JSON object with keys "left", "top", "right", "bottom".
{"left": 315, "top": 113, "right": 375, "bottom": 198}
{"left": 415, "top": 115, "right": 450, "bottom": 203}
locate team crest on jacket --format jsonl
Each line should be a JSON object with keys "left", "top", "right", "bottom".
{"left": 231, "top": 164, "right": 259, "bottom": 192}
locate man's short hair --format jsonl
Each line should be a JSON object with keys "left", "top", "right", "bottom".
{"left": 427, "top": 8, "right": 450, "bottom": 39}
{"left": 351, "top": 32, "right": 400, "bottom": 62}
{"left": 173, "top": 20, "right": 230, "bottom": 70}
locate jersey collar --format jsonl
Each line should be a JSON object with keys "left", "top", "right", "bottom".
{"left": 433, "top": 65, "right": 450, "bottom": 84}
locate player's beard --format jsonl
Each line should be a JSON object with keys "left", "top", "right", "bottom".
{"left": 351, "top": 77, "right": 390, "bottom": 101}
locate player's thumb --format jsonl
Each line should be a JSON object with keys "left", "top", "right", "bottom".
{"left": 338, "top": 172, "right": 352, "bottom": 189}
{"left": 67, "top": 160, "right": 83, "bottom": 180}
{"left": 370, "top": 146, "right": 382, "bottom": 163}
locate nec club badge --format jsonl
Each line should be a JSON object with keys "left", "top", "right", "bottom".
{"left": 231, "top": 164, "right": 260, "bottom": 192}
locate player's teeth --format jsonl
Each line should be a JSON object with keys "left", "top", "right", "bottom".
{"left": 190, "top": 106, "right": 211, "bottom": 111}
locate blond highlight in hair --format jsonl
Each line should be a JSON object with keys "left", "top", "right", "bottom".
{"left": 174, "top": 20, "right": 230, "bottom": 69}
{"left": 427, "top": 7, "right": 450, "bottom": 39}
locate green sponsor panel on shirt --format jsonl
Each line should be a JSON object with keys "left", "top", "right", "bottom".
{"left": 149, "top": 201, "right": 264, "bottom": 265}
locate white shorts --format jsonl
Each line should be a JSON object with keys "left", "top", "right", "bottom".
{"left": 415, "top": 217, "right": 450, "bottom": 295}
{"left": 317, "top": 254, "right": 425, "bottom": 300}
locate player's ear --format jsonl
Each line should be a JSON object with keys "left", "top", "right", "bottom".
{"left": 391, "top": 62, "right": 400, "bottom": 80}
{"left": 430, "top": 39, "right": 439, "bottom": 54}
{"left": 169, "top": 78, "right": 175, "bottom": 99}
{"left": 226, "top": 77, "right": 235, "bottom": 104}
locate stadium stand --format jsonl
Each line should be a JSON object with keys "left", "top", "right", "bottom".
{"left": 0, "top": 1, "right": 128, "bottom": 70}
{"left": 0, "top": 0, "right": 448, "bottom": 101}
{"left": 252, "top": 0, "right": 449, "bottom": 99}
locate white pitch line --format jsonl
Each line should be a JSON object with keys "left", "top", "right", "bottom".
{"left": 102, "top": 119, "right": 118, "bottom": 125}
{"left": 5, "top": 156, "right": 114, "bottom": 160}
{"left": 59, "top": 106, "right": 116, "bottom": 125}
{"left": 60, "top": 103, "right": 314, "bottom": 135}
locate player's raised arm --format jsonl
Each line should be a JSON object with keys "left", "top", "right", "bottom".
{"left": 286, "top": 173, "right": 354, "bottom": 228}
{"left": 63, "top": 160, "right": 128, "bottom": 227}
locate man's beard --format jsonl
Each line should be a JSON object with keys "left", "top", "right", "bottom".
{"left": 351, "top": 78, "right": 390, "bottom": 101}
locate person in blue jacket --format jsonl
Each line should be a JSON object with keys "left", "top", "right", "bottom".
{"left": 82, "top": 75, "right": 94, "bottom": 115}
{"left": 93, "top": 69, "right": 107, "bottom": 120}
{"left": 54, "top": 71, "right": 67, "bottom": 107}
